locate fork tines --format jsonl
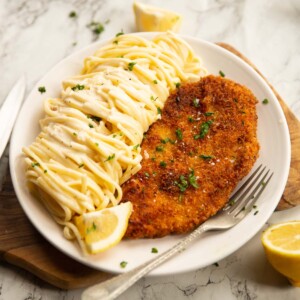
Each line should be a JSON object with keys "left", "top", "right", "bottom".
{"left": 226, "top": 164, "right": 274, "bottom": 216}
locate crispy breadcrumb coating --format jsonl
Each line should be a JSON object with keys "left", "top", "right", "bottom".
{"left": 122, "top": 75, "right": 259, "bottom": 239}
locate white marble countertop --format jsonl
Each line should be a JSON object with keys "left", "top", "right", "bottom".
{"left": 0, "top": 0, "right": 300, "bottom": 299}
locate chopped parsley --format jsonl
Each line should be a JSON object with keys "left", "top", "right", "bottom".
{"left": 188, "top": 169, "right": 199, "bottom": 189}
{"left": 88, "top": 124, "right": 94, "bottom": 128}
{"left": 175, "top": 169, "right": 199, "bottom": 192}
{"left": 151, "top": 247, "right": 158, "bottom": 253}
{"left": 44, "top": 170, "right": 48, "bottom": 173}
{"left": 105, "top": 154, "right": 115, "bottom": 162}
{"left": 38, "top": 86, "right": 46, "bottom": 94}
{"left": 188, "top": 116, "right": 195, "bottom": 122}
{"left": 133, "top": 144, "right": 140, "bottom": 150}
{"left": 94, "top": 24, "right": 104, "bottom": 34}
{"left": 115, "top": 30, "right": 124, "bottom": 37}
{"left": 71, "top": 84, "right": 85, "bottom": 91}
{"left": 262, "top": 98, "right": 269, "bottom": 105}
{"left": 69, "top": 11, "right": 77, "bottom": 18}
{"left": 229, "top": 199, "right": 235, "bottom": 206}
{"left": 175, "top": 175, "right": 189, "bottom": 192}
{"left": 156, "top": 145, "right": 164, "bottom": 152}
{"left": 161, "top": 137, "right": 174, "bottom": 144}
{"left": 128, "top": 62, "right": 136, "bottom": 71}
{"left": 193, "top": 98, "right": 200, "bottom": 107}
{"left": 153, "top": 80, "right": 158, "bottom": 84}
{"left": 175, "top": 82, "right": 181, "bottom": 88}
{"left": 87, "top": 115, "right": 101, "bottom": 122}
{"left": 88, "top": 21, "right": 105, "bottom": 35}
{"left": 200, "top": 154, "right": 213, "bottom": 160}
{"left": 254, "top": 210, "right": 259, "bottom": 215}
{"left": 175, "top": 128, "right": 183, "bottom": 140}
{"left": 120, "top": 261, "right": 128, "bottom": 268}
{"left": 86, "top": 222, "right": 97, "bottom": 234}
{"left": 194, "top": 120, "right": 213, "bottom": 140}
{"left": 31, "top": 162, "right": 40, "bottom": 167}
{"left": 157, "top": 107, "right": 162, "bottom": 115}
{"left": 161, "top": 138, "right": 169, "bottom": 144}
{"left": 144, "top": 172, "right": 150, "bottom": 178}
{"left": 204, "top": 112, "right": 214, "bottom": 116}
{"left": 159, "top": 161, "right": 167, "bottom": 168}
{"left": 219, "top": 70, "right": 225, "bottom": 77}
{"left": 150, "top": 95, "right": 158, "bottom": 101}
{"left": 78, "top": 163, "right": 84, "bottom": 168}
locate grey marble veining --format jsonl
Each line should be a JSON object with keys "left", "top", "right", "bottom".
{"left": 0, "top": 0, "right": 300, "bottom": 299}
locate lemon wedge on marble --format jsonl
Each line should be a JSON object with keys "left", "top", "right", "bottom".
{"left": 261, "top": 221, "right": 300, "bottom": 286}
{"left": 133, "top": 1, "right": 182, "bottom": 32}
{"left": 74, "top": 202, "right": 132, "bottom": 254}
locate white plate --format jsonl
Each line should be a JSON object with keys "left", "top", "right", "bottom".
{"left": 9, "top": 33, "right": 291, "bottom": 276}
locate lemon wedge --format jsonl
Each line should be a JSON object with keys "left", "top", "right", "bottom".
{"left": 74, "top": 202, "right": 132, "bottom": 254}
{"left": 133, "top": 1, "right": 182, "bottom": 32}
{"left": 261, "top": 221, "right": 300, "bottom": 286}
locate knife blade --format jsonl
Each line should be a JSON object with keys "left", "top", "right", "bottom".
{"left": 0, "top": 76, "right": 26, "bottom": 159}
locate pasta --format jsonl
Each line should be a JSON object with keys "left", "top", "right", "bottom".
{"left": 23, "top": 32, "right": 206, "bottom": 252}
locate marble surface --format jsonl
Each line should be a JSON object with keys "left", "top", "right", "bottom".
{"left": 0, "top": 0, "right": 300, "bottom": 299}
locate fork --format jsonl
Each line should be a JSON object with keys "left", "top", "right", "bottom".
{"left": 81, "top": 164, "right": 273, "bottom": 300}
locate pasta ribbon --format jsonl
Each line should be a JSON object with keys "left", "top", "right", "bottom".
{"left": 23, "top": 32, "right": 206, "bottom": 252}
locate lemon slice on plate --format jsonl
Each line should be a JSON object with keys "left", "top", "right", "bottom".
{"left": 133, "top": 1, "right": 182, "bottom": 32}
{"left": 74, "top": 202, "right": 132, "bottom": 254}
{"left": 261, "top": 221, "right": 300, "bottom": 286}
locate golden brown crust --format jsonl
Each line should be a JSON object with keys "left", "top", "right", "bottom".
{"left": 121, "top": 75, "right": 259, "bottom": 239}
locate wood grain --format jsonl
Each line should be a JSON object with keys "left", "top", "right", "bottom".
{"left": 0, "top": 43, "right": 299, "bottom": 289}
{"left": 0, "top": 170, "right": 113, "bottom": 289}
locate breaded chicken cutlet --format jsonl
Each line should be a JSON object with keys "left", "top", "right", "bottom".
{"left": 121, "top": 75, "right": 259, "bottom": 239}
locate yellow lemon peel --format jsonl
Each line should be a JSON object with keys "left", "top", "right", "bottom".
{"left": 261, "top": 221, "right": 300, "bottom": 286}
{"left": 133, "top": 1, "right": 182, "bottom": 32}
{"left": 74, "top": 202, "right": 132, "bottom": 254}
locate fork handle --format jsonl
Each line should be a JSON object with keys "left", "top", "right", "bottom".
{"left": 81, "top": 224, "right": 209, "bottom": 300}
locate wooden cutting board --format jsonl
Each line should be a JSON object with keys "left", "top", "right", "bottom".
{"left": 0, "top": 44, "right": 299, "bottom": 290}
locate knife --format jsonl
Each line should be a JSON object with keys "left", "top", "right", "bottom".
{"left": 0, "top": 76, "right": 26, "bottom": 159}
